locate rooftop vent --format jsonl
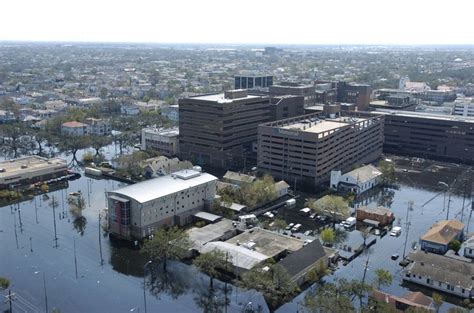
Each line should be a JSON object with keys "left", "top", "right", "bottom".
{"left": 224, "top": 89, "right": 248, "bottom": 99}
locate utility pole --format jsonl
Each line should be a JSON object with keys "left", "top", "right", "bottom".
{"left": 30, "top": 237, "right": 33, "bottom": 252}
{"left": 34, "top": 196, "right": 39, "bottom": 224}
{"left": 50, "top": 196, "right": 59, "bottom": 248}
{"left": 98, "top": 213, "right": 104, "bottom": 266}
{"left": 402, "top": 201, "right": 413, "bottom": 260}
{"left": 4, "top": 289, "right": 16, "bottom": 313}
{"left": 43, "top": 272, "right": 48, "bottom": 313}
{"left": 74, "top": 238, "right": 78, "bottom": 279}
{"left": 446, "top": 192, "right": 452, "bottom": 220}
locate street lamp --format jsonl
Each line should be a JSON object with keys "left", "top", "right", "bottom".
{"left": 438, "top": 181, "right": 453, "bottom": 219}
{"left": 143, "top": 260, "right": 152, "bottom": 313}
{"left": 34, "top": 271, "right": 48, "bottom": 313}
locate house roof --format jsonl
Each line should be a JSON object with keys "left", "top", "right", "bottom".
{"left": 357, "top": 206, "right": 393, "bottom": 217}
{"left": 372, "top": 290, "right": 433, "bottom": 311}
{"left": 420, "top": 220, "right": 465, "bottom": 245}
{"left": 343, "top": 164, "right": 382, "bottom": 184}
{"left": 200, "top": 241, "right": 268, "bottom": 270}
{"left": 223, "top": 171, "right": 256, "bottom": 184}
{"left": 62, "top": 121, "right": 87, "bottom": 128}
{"left": 278, "top": 239, "right": 327, "bottom": 277}
{"left": 405, "top": 251, "right": 474, "bottom": 290}
{"left": 274, "top": 180, "right": 290, "bottom": 192}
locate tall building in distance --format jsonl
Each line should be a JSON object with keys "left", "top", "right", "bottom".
{"left": 235, "top": 74, "right": 273, "bottom": 90}
{"left": 257, "top": 111, "right": 384, "bottom": 186}
{"left": 179, "top": 89, "right": 271, "bottom": 168}
{"left": 269, "top": 83, "right": 317, "bottom": 106}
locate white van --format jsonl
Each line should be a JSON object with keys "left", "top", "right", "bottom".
{"left": 390, "top": 226, "right": 402, "bottom": 236}
{"left": 299, "top": 207, "right": 311, "bottom": 216}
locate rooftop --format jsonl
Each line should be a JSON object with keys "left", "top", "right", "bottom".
{"left": 225, "top": 227, "right": 303, "bottom": 258}
{"left": 200, "top": 241, "right": 268, "bottom": 270}
{"left": 187, "top": 219, "right": 235, "bottom": 252}
{"left": 405, "top": 251, "right": 474, "bottom": 290}
{"left": 357, "top": 206, "right": 393, "bottom": 217}
{"left": 0, "top": 156, "right": 67, "bottom": 179}
{"left": 277, "top": 115, "right": 368, "bottom": 135}
{"left": 142, "top": 127, "right": 179, "bottom": 137}
{"left": 278, "top": 240, "right": 329, "bottom": 277}
{"left": 190, "top": 92, "right": 262, "bottom": 103}
{"left": 62, "top": 121, "right": 88, "bottom": 128}
{"left": 420, "top": 220, "right": 464, "bottom": 245}
{"left": 107, "top": 169, "right": 217, "bottom": 204}
{"left": 342, "top": 164, "right": 382, "bottom": 183}
{"left": 223, "top": 171, "right": 256, "bottom": 184}
{"left": 376, "top": 109, "right": 474, "bottom": 124}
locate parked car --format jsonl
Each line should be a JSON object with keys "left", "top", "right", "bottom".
{"left": 391, "top": 254, "right": 399, "bottom": 260}
{"left": 292, "top": 223, "right": 302, "bottom": 232}
{"left": 304, "top": 230, "right": 313, "bottom": 236}
{"left": 309, "top": 213, "right": 317, "bottom": 219}
{"left": 263, "top": 212, "right": 274, "bottom": 218}
{"left": 286, "top": 223, "right": 295, "bottom": 230}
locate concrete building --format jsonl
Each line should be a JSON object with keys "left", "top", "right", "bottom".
{"left": 269, "top": 83, "right": 317, "bottom": 107}
{"left": 257, "top": 112, "right": 384, "bottom": 186}
{"left": 330, "top": 164, "right": 382, "bottom": 195}
{"left": 84, "top": 118, "right": 111, "bottom": 136}
{"left": 403, "top": 251, "right": 474, "bottom": 299}
{"left": 420, "top": 220, "right": 464, "bottom": 254}
{"left": 106, "top": 169, "right": 217, "bottom": 240}
{"left": 453, "top": 97, "right": 474, "bottom": 117}
{"left": 336, "top": 82, "right": 371, "bottom": 111}
{"left": 234, "top": 74, "right": 273, "bottom": 90}
{"left": 179, "top": 90, "right": 271, "bottom": 167}
{"left": 61, "top": 121, "right": 89, "bottom": 136}
{"left": 141, "top": 127, "right": 179, "bottom": 157}
{"left": 379, "top": 110, "right": 474, "bottom": 163}
{"left": 0, "top": 156, "right": 67, "bottom": 188}
{"left": 269, "top": 95, "right": 305, "bottom": 121}
{"left": 356, "top": 206, "right": 395, "bottom": 228}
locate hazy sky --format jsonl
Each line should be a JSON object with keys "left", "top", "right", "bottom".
{"left": 1, "top": 0, "right": 472, "bottom": 45}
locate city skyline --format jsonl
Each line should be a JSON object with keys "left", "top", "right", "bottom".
{"left": 1, "top": 0, "right": 473, "bottom": 45}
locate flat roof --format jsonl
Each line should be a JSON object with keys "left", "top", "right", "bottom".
{"left": 376, "top": 109, "right": 474, "bottom": 123}
{"left": 225, "top": 227, "right": 303, "bottom": 258}
{"left": 201, "top": 241, "right": 268, "bottom": 270}
{"left": 281, "top": 116, "right": 366, "bottom": 134}
{"left": 190, "top": 93, "right": 261, "bottom": 103}
{"left": 193, "top": 211, "right": 222, "bottom": 222}
{"left": 187, "top": 219, "right": 235, "bottom": 252}
{"left": 108, "top": 170, "right": 217, "bottom": 204}
{"left": 142, "top": 127, "right": 179, "bottom": 137}
{"left": 0, "top": 156, "right": 67, "bottom": 179}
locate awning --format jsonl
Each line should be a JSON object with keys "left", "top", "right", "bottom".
{"left": 193, "top": 211, "right": 222, "bottom": 222}
{"left": 109, "top": 195, "right": 130, "bottom": 203}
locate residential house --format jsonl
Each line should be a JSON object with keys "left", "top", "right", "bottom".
{"left": 356, "top": 206, "right": 395, "bottom": 227}
{"left": 223, "top": 171, "right": 256, "bottom": 187}
{"left": 463, "top": 235, "right": 474, "bottom": 259}
{"left": 403, "top": 250, "right": 474, "bottom": 299}
{"left": 84, "top": 118, "right": 111, "bottom": 136}
{"left": 120, "top": 104, "right": 140, "bottom": 116}
{"left": 141, "top": 156, "right": 193, "bottom": 179}
{"left": 330, "top": 164, "right": 382, "bottom": 195}
{"left": 371, "top": 290, "right": 434, "bottom": 312}
{"left": 420, "top": 220, "right": 464, "bottom": 254}
{"left": 61, "top": 121, "right": 89, "bottom": 136}
{"left": 274, "top": 180, "right": 290, "bottom": 197}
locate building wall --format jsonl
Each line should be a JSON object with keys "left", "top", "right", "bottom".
{"left": 382, "top": 113, "right": 474, "bottom": 163}
{"left": 420, "top": 240, "right": 449, "bottom": 254}
{"left": 107, "top": 179, "right": 217, "bottom": 240}
{"left": 141, "top": 129, "right": 179, "bottom": 156}
{"left": 61, "top": 125, "right": 88, "bottom": 136}
{"left": 235, "top": 75, "right": 273, "bottom": 89}
{"left": 179, "top": 94, "right": 271, "bottom": 168}
{"left": 270, "top": 96, "right": 305, "bottom": 120}
{"left": 403, "top": 272, "right": 472, "bottom": 298}
{"left": 356, "top": 210, "right": 394, "bottom": 226}
{"left": 257, "top": 112, "right": 384, "bottom": 186}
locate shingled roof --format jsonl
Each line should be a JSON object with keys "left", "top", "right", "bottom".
{"left": 278, "top": 240, "right": 327, "bottom": 277}
{"left": 420, "top": 220, "right": 464, "bottom": 245}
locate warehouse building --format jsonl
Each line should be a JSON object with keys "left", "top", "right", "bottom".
{"left": 257, "top": 112, "right": 384, "bottom": 186}
{"left": 106, "top": 169, "right": 217, "bottom": 240}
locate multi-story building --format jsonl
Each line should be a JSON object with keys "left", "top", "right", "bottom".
{"left": 106, "top": 169, "right": 217, "bottom": 240}
{"left": 269, "top": 83, "right": 317, "bottom": 107}
{"left": 179, "top": 89, "right": 271, "bottom": 167}
{"left": 453, "top": 97, "right": 474, "bottom": 117}
{"left": 269, "top": 95, "right": 305, "bottom": 121}
{"left": 235, "top": 74, "right": 273, "bottom": 90}
{"left": 336, "top": 82, "right": 371, "bottom": 111}
{"left": 257, "top": 112, "right": 384, "bottom": 186}
{"left": 378, "top": 110, "right": 474, "bottom": 163}
{"left": 84, "top": 118, "right": 111, "bottom": 136}
{"left": 141, "top": 127, "right": 179, "bottom": 156}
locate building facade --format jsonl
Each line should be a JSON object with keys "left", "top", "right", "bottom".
{"left": 141, "top": 127, "right": 179, "bottom": 156}
{"left": 179, "top": 90, "right": 271, "bottom": 168}
{"left": 61, "top": 121, "right": 89, "bottom": 136}
{"left": 257, "top": 112, "right": 384, "bottom": 186}
{"left": 106, "top": 169, "right": 217, "bottom": 240}
{"left": 269, "top": 83, "right": 317, "bottom": 107}
{"left": 84, "top": 118, "right": 111, "bottom": 136}
{"left": 379, "top": 110, "right": 474, "bottom": 163}
{"left": 235, "top": 74, "right": 273, "bottom": 90}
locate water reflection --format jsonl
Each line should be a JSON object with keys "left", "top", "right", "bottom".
{"left": 148, "top": 261, "right": 189, "bottom": 300}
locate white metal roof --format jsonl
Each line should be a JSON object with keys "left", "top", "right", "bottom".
{"left": 108, "top": 170, "right": 217, "bottom": 204}
{"left": 201, "top": 241, "right": 268, "bottom": 270}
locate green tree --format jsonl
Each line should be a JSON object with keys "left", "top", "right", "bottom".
{"left": 432, "top": 292, "right": 443, "bottom": 313}
{"left": 193, "top": 250, "right": 230, "bottom": 290}
{"left": 115, "top": 150, "right": 150, "bottom": 179}
{"left": 306, "top": 195, "right": 350, "bottom": 227}
{"left": 241, "top": 264, "right": 298, "bottom": 310}
{"left": 0, "top": 277, "right": 10, "bottom": 289}
{"left": 304, "top": 279, "right": 355, "bottom": 313}
{"left": 271, "top": 218, "right": 287, "bottom": 234}
{"left": 373, "top": 268, "right": 393, "bottom": 290}
{"left": 142, "top": 226, "right": 191, "bottom": 272}
{"left": 320, "top": 228, "right": 336, "bottom": 246}
{"left": 379, "top": 160, "right": 396, "bottom": 185}
{"left": 449, "top": 239, "right": 462, "bottom": 253}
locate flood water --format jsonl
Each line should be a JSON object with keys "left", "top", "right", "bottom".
{"left": 0, "top": 146, "right": 269, "bottom": 313}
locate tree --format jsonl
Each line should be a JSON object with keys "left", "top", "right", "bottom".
{"left": 432, "top": 292, "right": 443, "bottom": 313}
{"left": 142, "top": 226, "right": 191, "bottom": 272}
{"left": 241, "top": 264, "right": 298, "bottom": 310}
{"left": 90, "top": 136, "right": 113, "bottom": 157}
{"left": 360, "top": 228, "right": 372, "bottom": 247}
{"left": 68, "top": 193, "right": 87, "bottom": 236}
{"left": 193, "top": 250, "right": 230, "bottom": 290}
{"left": 379, "top": 160, "right": 396, "bottom": 185}
{"left": 115, "top": 150, "right": 150, "bottom": 179}
{"left": 0, "top": 277, "right": 10, "bottom": 289}
{"left": 320, "top": 228, "right": 336, "bottom": 246}
{"left": 449, "top": 239, "right": 462, "bottom": 253}
{"left": 57, "top": 135, "right": 90, "bottom": 165}
{"left": 304, "top": 279, "right": 355, "bottom": 313}
{"left": 271, "top": 218, "right": 287, "bottom": 234}
{"left": 373, "top": 268, "right": 393, "bottom": 290}
{"left": 306, "top": 195, "right": 350, "bottom": 227}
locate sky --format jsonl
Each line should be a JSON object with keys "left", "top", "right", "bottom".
{"left": 0, "top": 0, "right": 473, "bottom": 45}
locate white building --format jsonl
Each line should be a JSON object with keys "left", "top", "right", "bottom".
{"left": 120, "top": 104, "right": 140, "bottom": 116}
{"left": 403, "top": 251, "right": 474, "bottom": 299}
{"left": 84, "top": 118, "right": 111, "bottom": 136}
{"left": 453, "top": 98, "right": 474, "bottom": 117}
{"left": 61, "top": 121, "right": 89, "bottom": 136}
{"left": 141, "top": 127, "right": 179, "bottom": 156}
{"left": 106, "top": 169, "right": 217, "bottom": 240}
{"left": 330, "top": 164, "right": 382, "bottom": 195}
